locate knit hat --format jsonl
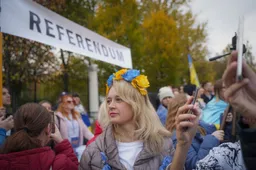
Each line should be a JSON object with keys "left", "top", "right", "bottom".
{"left": 158, "top": 86, "right": 174, "bottom": 102}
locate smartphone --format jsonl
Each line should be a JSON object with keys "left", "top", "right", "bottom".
{"left": 236, "top": 16, "right": 244, "bottom": 81}
{"left": 183, "top": 88, "right": 199, "bottom": 131}
{"left": 50, "top": 111, "right": 55, "bottom": 133}
{"left": 188, "top": 88, "right": 199, "bottom": 115}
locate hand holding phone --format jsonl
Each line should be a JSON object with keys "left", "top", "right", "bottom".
{"left": 0, "top": 115, "right": 14, "bottom": 131}
{"left": 175, "top": 96, "right": 201, "bottom": 146}
{"left": 50, "top": 124, "right": 63, "bottom": 144}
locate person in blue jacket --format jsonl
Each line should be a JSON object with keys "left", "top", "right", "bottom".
{"left": 166, "top": 94, "right": 224, "bottom": 170}
{"left": 202, "top": 79, "right": 228, "bottom": 129}
{"left": 171, "top": 121, "right": 224, "bottom": 170}
{"left": 156, "top": 86, "right": 174, "bottom": 125}
{"left": 0, "top": 114, "right": 13, "bottom": 146}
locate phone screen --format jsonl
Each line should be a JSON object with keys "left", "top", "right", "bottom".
{"left": 188, "top": 88, "right": 199, "bottom": 115}
{"left": 192, "top": 88, "right": 199, "bottom": 105}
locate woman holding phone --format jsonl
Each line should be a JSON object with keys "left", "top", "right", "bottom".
{"left": 0, "top": 103, "right": 78, "bottom": 170}
{"left": 166, "top": 94, "right": 223, "bottom": 170}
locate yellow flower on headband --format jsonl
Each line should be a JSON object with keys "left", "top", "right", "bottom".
{"left": 113, "top": 69, "right": 127, "bottom": 80}
{"left": 131, "top": 75, "right": 150, "bottom": 95}
{"left": 132, "top": 75, "right": 150, "bottom": 88}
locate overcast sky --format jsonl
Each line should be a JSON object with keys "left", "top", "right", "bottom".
{"left": 190, "top": 0, "right": 256, "bottom": 60}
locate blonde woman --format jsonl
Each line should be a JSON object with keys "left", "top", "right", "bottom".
{"left": 56, "top": 94, "right": 93, "bottom": 160}
{"left": 79, "top": 69, "right": 201, "bottom": 170}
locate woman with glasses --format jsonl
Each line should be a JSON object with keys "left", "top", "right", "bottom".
{"left": 56, "top": 94, "right": 94, "bottom": 160}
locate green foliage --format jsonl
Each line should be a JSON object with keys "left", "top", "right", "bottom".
{"left": 37, "top": 56, "right": 90, "bottom": 108}
{"left": 87, "top": 0, "right": 208, "bottom": 91}
{"left": 3, "top": 34, "right": 60, "bottom": 109}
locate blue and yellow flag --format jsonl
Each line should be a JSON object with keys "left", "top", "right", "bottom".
{"left": 188, "top": 54, "right": 200, "bottom": 87}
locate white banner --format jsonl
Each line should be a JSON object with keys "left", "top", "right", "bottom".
{"left": 0, "top": 0, "right": 132, "bottom": 68}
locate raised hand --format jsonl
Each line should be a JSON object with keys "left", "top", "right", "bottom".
{"left": 222, "top": 51, "right": 256, "bottom": 118}
{"left": 50, "top": 124, "right": 63, "bottom": 144}
{"left": 175, "top": 97, "right": 200, "bottom": 147}
{"left": 0, "top": 107, "right": 6, "bottom": 117}
{"left": 212, "top": 130, "right": 224, "bottom": 141}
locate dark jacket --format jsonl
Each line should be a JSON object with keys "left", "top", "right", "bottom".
{"left": 172, "top": 121, "right": 219, "bottom": 170}
{"left": 0, "top": 139, "right": 79, "bottom": 170}
{"left": 220, "top": 113, "right": 233, "bottom": 141}
{"left": 238, "top": 121, "right": 256, "bottom": 170}
{"left": 201, "top": 94, "right": 214, "bottom": 104}
{"left": 80, "top": 125, "right": 175, "bottom": 170}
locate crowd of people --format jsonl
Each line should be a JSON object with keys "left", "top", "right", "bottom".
{"left": 0, "top": 51, "right": 255, "bottom": 170}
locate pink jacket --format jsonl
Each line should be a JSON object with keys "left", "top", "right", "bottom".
{"left": 55, "top": 112, "right": 94, "bottom": 146}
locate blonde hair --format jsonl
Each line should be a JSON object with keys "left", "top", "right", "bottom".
{"left": 98, "top": 100, "right": 108, "bottom": 128}
{"left": 105, "top": 80, "right": 171, "bottom": 153}
{"left": 57, "top": 95, "right": 80, "bottom": 120}
{"left": 166, "top": 94, "right": 187, "bottom": 132}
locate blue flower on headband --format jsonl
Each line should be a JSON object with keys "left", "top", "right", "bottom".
{"left": 122, "top": 69, "right": 140, "bottom": 82}
{"left": 107, "top": 74, "right": 114, "bottom": 87}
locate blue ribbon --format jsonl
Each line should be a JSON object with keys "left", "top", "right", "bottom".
{"left": 100, "top": 152, "right": 112, "bottom": 170}
{"left": 159, "top": 156, "right": 172, "bottom": 170}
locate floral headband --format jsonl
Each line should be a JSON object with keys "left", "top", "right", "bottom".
{"left": 106, "top": 69, "right": 150, "bottom": 95}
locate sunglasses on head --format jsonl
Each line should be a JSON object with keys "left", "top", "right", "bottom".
{"left": 66, "top": 100, "right": 74, "bottom": 104}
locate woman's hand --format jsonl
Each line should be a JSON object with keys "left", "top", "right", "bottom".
{"left": 175, "top": 97, "right": 200, "bottom": 147}
{"left": 50, "top": 124, "right": 63, "bottom": 144}
{"left": 0, "top": 115, "right": 14, "bottom": 131}
{"left": 212, "top": 130, "right": 224, "bottom": 141}
{"left": 0, "top": 107, "right": 6, "bottom": 117}
{"left": 223, "top": 51, "right": 256, "bottom": 118}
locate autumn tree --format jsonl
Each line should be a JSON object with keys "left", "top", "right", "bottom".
{"left": 38, "top": 55, "right": 89, "bottom": 107}
{"left": 139, "top": 0, "right": 209, "bottom": 89}
{"left": 3, "top": 35, "right": 59, "bottom": 109}
{"left": 90, "top": 0, "right": 144, "bottom": 94}
{"left": 141, "top": 9, "right": 180, "bottom": 91}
